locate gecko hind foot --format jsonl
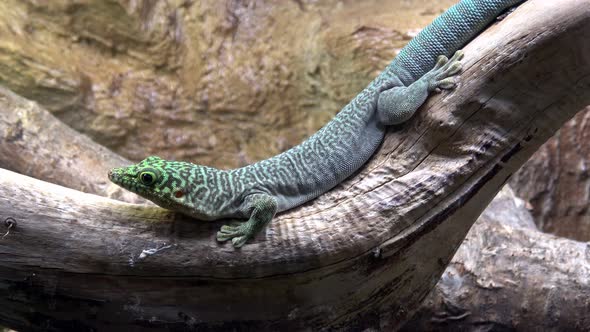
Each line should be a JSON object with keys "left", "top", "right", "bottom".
{"left": 426, "top": 50, "right": 464, "bottom": 91}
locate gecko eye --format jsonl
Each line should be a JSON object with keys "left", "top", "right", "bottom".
{"left": 139, "top": 171, "right": 157, "bottom": 186}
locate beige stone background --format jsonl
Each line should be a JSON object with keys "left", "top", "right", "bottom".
{"left": 0, "top": 0, "right": 587, "bottom": 241}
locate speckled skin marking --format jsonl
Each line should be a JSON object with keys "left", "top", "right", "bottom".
{"left": 109, "top": 0, "right": 524, "bottom": 248}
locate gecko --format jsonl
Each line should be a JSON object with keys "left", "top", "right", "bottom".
{"left": 109, "top": 0, "right": 525, "bottom": 248}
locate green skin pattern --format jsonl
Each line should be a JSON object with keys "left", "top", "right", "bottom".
{"left": 109, "top": 0, "right": 525, "bottom": 248}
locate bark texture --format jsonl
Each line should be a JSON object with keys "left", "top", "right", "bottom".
{"left": 0, "top": 0, "right": 589, "bottom": 330}
{"left": 402, "top": 186, "right": 590, "bottom": 331}
{"left": 511, "top": 106, "right": 590, "bottom": 241}
{"left": 0, "top": 87, "right": 145, "bottom": 203}
{"left": 4, "top": 0, "right": 588, "bottom": 243}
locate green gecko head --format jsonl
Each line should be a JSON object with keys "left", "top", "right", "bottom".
{"left": 108, "top": 156, "right": 194, "bottom": 211}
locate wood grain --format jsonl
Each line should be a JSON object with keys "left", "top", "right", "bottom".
{"left": 0, "top": 87, "right": 147, "bottom": 204}
{"left": 402, "top": 186, "right": 590, "bottom": 331}
{"left": 0, "top": 0, "right": 589, "bottom": 330}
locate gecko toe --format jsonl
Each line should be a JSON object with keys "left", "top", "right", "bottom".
{"left": 217, "top": 230, "right": 241, "bottom": 242}
{"left": 426, "top": 50, "right": 464, "bottom": 92}
{"left": 220, "top": 225, "right": 240, "bottom": 232}
{"left": 216, "top": 231, "right": 231, "bottom": 242}
{"left": 437, "top": 77, "right": 457, "bottom": 90}
{"left": 231, "top": 235, "right": 249, "bottom": 248}
{"left": 216, "top": 224, "right": 248, "bottom": 243}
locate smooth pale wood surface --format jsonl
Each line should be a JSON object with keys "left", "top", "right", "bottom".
{"left": 0, "top": 87, "right": 147, "bottom": 204}
{"left": 0, "top": 0, "right": 589, "bottom": 330}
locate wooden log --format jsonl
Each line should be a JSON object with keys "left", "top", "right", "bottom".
{"left": 0, "top": 0, "right": 589, "bottom": 330}
{"left": 0, "top": 87, "right": 146, "bottom": 204}
{"left": 511, "top": 106, "right": 590, "bottom": 241}
{"left": 402, "top": 186, "right": 590, "bottom": 331}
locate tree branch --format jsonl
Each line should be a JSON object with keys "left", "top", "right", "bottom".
{"left": 402, "top": 186, "right": 590, "bottom": 331}
{"left": 0, "top": 0, "right": 589, "bottom": 330}
{"left": 510, "top": 105, "right": 590, "bottom": 241}
{"left": 0, "top": 86, "right": 146, "bottom": 204}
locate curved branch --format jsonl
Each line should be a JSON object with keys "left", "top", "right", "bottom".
{"left": 0, "top": 87, "right": 147, "bottom": 204}
{"left": 1, "top": 0, "right": 589, "bottom": 330}
{"left": 402, "top": 186, "right": 590, "bottom": 331}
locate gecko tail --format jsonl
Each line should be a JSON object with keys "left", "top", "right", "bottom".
{"left": 387, "top": 0, "right": 525, "bottom": 85}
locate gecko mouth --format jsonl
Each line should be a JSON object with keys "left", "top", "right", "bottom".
{"left": 107, "top": 169, "right": 117, "bottom": 181}
{"left": 108, "top": 168, "right": 127, "bottom": 185}
{"left": 108, "top": 168, "right": 143, "bottom": 193}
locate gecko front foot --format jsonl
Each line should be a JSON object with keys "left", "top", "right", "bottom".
{"left": 216, "top": 223, "right": 250, "bottom": 248}
{"left": 424, "top": 50, "right": 464, "bottom": 92}
{"left": 216, "top": 194, "right": 277, "bottom": 248}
